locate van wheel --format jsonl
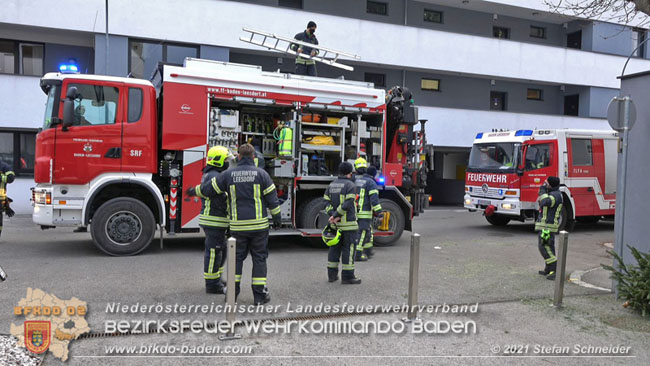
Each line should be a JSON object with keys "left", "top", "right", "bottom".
{"left": 486, "top": 214, "right": 510, "bottom": 226}
{"left": 373, "top": 199, "right": 405, "bottom": 247}
{"left": 90, "top": 198, "right": 155, "bottom": 256}
{"left": 558, "top": 204, "right": 575, "bottom": 232}
{"left": 297, "top": 197, "right": 329, "bottom": 229}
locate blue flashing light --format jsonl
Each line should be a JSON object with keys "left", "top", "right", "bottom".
{"left": 515, "top": 129, "right": 533, "bottom": 137}
{"left": 377, "top": 176, "right": 386, "bottom": 185}
{"left": 59, "top": 63, "right": 79, "bottom": 74}
{"left": 475, "top": 132, "right": 483, "bottom": 139}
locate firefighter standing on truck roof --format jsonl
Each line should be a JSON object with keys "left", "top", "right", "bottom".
{"left": 291, "top": 21, "right": 319, "bottom": 76}
{"left": 186, "top": 146, "right": 232, "bottom": 294}
{"left": 209, "top": 144, "right": 281, "bottom": 305}
{"left": 354, "top": 158, "right": 383, "bottom": 262}
{"left": 0, "top": 161, "right": 16, "bottom": 240}
{"left": 535, "top": 176, "right": 563, "bottom": 280}
{"left": 324, "top": 162, "right": 361, "bottom": 284}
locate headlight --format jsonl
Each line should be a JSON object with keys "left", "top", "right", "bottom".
{"left": 34, "top": 191, "right": 52, "bottom": 205}
{"left": 501, "top": 203, "right": 515, "bottom": 210}
{"left": 465, "top": 199, "right": 472, "bottom": 205}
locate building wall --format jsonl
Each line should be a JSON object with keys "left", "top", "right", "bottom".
{"left": 0, "top": 75, "right": 46, "bottom": 130}
{"left": 617, "top": 74, "right": 650, "bottom": 268}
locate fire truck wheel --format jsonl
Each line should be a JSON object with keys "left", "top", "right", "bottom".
{"left": 373, "top": 199, "right": 405, "bottom": 247}
{"left": 485, "top": 214, "right": 511, "bottom": 226}
{"left": 297, "top": 197, "right": 329, "bottom": 229}
{"left": 90, "top": 197, "right": 156, "bottom": 256}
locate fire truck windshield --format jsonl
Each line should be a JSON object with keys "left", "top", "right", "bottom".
{"left": 43, "top": 85, "right": 59, "bottom": 129}
{"left": 467, "top": 142, "right": 520, "bottom": 173}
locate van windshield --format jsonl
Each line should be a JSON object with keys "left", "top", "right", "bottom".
{"left": 468, "top": 142, "right": 520, "bottom": 172}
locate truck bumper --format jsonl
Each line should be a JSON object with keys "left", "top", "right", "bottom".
{"left": 463, "top": 194, "right": 522, "bottom": 217}
{"left": 32, "top": 185, "right": 83, "bottom": 227}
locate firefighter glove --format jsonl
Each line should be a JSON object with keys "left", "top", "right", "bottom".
{"left": 185, "top": 187, "right": 196, "bottom": 197}
{"left": 272, "top": 214, "right": 282, "bottom": 230}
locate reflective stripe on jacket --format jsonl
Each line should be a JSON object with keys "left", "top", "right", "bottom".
{"left": 205, "top": 157, "right": 280, "bottom": 232}
{"left": 324, "top": 176, "right": 358, "bottom": 231}
{"left": 195, "top": 166, "right": 229, "bottom": 228}
{"left": 535, "top": 187, "right": 563, "bottom": 232}
{"left": 355, "top": 174, "right": 382, "bottom": 219}
{"left": 291, "top": 30, "right": 318, "bottom": 65}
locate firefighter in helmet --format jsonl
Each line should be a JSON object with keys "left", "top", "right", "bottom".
{"left": 196, "top": 144, "right": 281, "bottom": 305}
{"left": 324, "top": 161, "right": 361, "bottom": 284}
{"left": 0, "top": 161, "right": 16, "bottom": 240}
{"left": 535, "top": 176, "right": 563, "bottom": 280}
{"left": 186, "top": 146, "right": 232, "bottom": 294}
{"left": 353, "top": 157, "right": 382, "bottom": 261}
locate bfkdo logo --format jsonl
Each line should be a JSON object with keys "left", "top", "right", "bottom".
{"left": 24, "top": 321, "right": 51, "bottom": 353}
{"left": 11, "top": 288, "right": 90, "bottom": 361}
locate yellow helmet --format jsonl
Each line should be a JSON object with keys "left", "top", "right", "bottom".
{"left": 322, "top": 224, "right": 341, "bottom": 247}
{"left": 354, "top": 157, "right": 368, "bottom": 170}
{"left": 206, "top": 146, "right": 230, "bottom": 167}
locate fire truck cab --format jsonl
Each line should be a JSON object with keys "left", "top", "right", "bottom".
{"left": 32, "top": 59, "right": 428, "bottom": 255}
{"left": 464, "top": 129, "right": 618, "bottom": 230}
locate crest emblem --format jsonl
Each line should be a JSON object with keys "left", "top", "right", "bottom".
{"left": 83, "top": 143, "right": 93, "bottom": 152}
{"left": 24, "top": 321, "right": 51, "bottom": 354}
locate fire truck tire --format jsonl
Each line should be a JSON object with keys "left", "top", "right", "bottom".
{"left": 558, "top": 204, "right": 575, "bottom": 232}
{"left": 90, "top": 197, "right": 156, "bottom": 256}
{"left": 373, "top": 199, "right": 405, "bottom": 247}
{"left": 576, "top": 216, "right": 600, "bottom": 224}
{"left": 485, "top": 214, "right": 511, "bottom": 226}
{"left": 297, "top": 197, "right": 329, "bottom": 229}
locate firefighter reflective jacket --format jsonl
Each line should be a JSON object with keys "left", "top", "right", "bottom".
{"left": 291, "top": 30, "right": 319, "bottom": 65}
{"left": 194, "top": 165, "right": 229, "bottom": 228}
{"left": 324, "top": 177, "right": 358, "bottom": 231}
{"left": 0, "top": 161, "right": 15, "bottom": 191}
{"left": 211, "top": 157, "right": 280, "bottom": 232}
{"left": 535, "top": 185, "right": 563, "bottom": 232}
{"left": 355, "top": 174, "right": 382, "bottom": 219}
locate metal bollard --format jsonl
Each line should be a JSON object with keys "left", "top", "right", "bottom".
{"left": 403, "top": 233, "right": 421, "bottom": 322}
{"left": 553, "top": 231, "right": 569, "bottom": 308}
{"left": 219, "top": 237, "right": 241, "bottom": 340}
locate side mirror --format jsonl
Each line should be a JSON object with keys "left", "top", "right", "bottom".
{"left": 62, "top": 86, "right": 78, "bottom": 131}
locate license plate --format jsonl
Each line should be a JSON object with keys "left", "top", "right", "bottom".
{"left": 478, "top": 200, "right": 491, "bottom": 206}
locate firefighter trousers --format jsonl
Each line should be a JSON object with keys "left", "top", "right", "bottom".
{"left": 355, "top": 219, "right": 373, "bottom": 253}
{"left": 233, "top": 230, "right": 269, "bottom": 301}
{"left": 328, "top": 230, "right": 358, "bottom": 281}
{"left": 295, "top": 63, "right": 317, "bottom": 76}
{"left": 203, "top": 227, "right": 227, "bottom": 289}
{"left": 538, "top": 231, "right": 557, "bottom": 273}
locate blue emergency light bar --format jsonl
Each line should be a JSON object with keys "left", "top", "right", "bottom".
{"left": 377, "top": 176, "right": 386, "bottom": 184}
{"left": 59, "top": 63, "right": 79, "bottom": 73}
{"left": 475, "top": 132, "right": 483, "bottom": 139}
{"left": 515, "top": 129, "right": 533, "bottom": 136}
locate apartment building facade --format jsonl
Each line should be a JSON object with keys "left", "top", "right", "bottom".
{"left": 1, "top": 0, "right": 649, "bottom": 211}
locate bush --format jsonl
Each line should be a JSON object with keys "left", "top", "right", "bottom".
{"left": 602, "top": 246, "right": 650, "bottom": 318}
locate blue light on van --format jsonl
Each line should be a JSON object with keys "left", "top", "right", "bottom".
{"left": 476, "top": 132, "right": 483, "bottom": 139}
{"left": 515, "top": 130, "right": 533, "bottom": 136}
{"left": 59, "top": 63, "right": 79, "bottom": 73}
{"left": 377, "top": 176, "right": 385, "bottom": 184}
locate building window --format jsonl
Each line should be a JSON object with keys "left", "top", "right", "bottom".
{"left": 490, "top": 91, "right": 507, "bottom": 111}
{"left": 633, "top": 28, "right": 646, "bottom": 57}
{"left": 0, "top": 39, "right": 43, "bottom": 76}
{"left": 129, "top": 40, "right": 199, "bottom": 79}
{"left": 365, "top": 72, "right": 386, "bottom": 87}
{"left": 279, "top": 0, "right": 302, "bottom": 9}
{"left": 493, "top": 26, "right": 510, "bottom": 39}
{"left": 0, "top": 130, "right": 37, "bottom": 176}
{"left": 421, "top": 78, "right": 440, "bottom": 91}
{"left": 530, "top": 26, "right": 546, "bottom": 39}
{"left": 567, "top": 30, "right": 582, "bottom": 49}
{"left": 367, "top": 1, "right": 388, "bottom": 16}
{"left": 564, "top": 94, "right": 579, "bottom": 116}
{"left": 424, "top": 9, "right": 443, "bottom": 23}
{"left": 527, "top": 88, "right": 543, "bottom": 101}
{"left": 570, "top": 139, "right": 593, "bottom": 166}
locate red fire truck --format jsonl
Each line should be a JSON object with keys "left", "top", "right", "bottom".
{"left": 32, "top": 58, "right": 429, "bottom": 255}
{"left": 464, "top": 129, "right": 618, "bottom": 230}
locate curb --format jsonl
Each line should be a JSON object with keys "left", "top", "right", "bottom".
{"left": 568, "top": 267, "right": 612, "bottom": 293}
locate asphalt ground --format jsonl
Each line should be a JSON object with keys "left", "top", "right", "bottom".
{"left": 0, "top": 209, "right": 648, "bottom": 365}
